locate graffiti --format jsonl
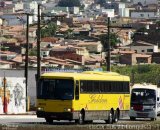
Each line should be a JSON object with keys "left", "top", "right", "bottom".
{"left": 13, "top": 83, "right": 24, "bottom": 107}
{"left": 0, "top": 77, "right": 26, "bottom": 114}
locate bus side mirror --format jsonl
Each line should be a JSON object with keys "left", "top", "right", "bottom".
{"left": 75, "top": 81, "right": 79, "bottom": 100}
{"left": 157, "top": 97, "right": 159, "bottom": 101}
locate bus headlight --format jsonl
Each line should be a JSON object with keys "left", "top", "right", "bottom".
{"left": 130, "top": 106, "right": 133, "bottom": 110}
{"left": 64, "top": 108, "right": 72, "bottom": 112}
{"left": 37, "top": 107, "right": 44, "bottom": 111}
{"left": 67, "top": 108, "right": 71, "bottom": 112}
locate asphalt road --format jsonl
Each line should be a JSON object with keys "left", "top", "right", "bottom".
{"left": 0, "top": 115, "right": 160, "bottom": 128}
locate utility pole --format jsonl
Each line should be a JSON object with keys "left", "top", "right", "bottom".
{"left": 37, "top": 4, "right": 41, "bottom": 82}
{"left": 25, "top": 13, "right": 29, "bottom": 112}
{"left": 3, "top": 75, "right": 6, "bottom": 114}
{"left": 107, "top": 17, "right": 111, "bottom": 71}
{"left": 105, "top": 18, "right": 132, "bottom": 71}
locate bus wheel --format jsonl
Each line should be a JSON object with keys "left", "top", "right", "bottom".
{"left": 130, "top": 117, "right": 135, "bottom": 121}
{"left": 75, "top": 119, "right": 79, "bottom": 124}
{"left": 108, "top": 111, "right": 113, "bottom": 124}
{"left": 114, "top": 110, "right": 119, "bottom": 123}
{"left": 79, "top": 111, "right": 85, "bottom": 124}
{"left": 45, "top": 117, "right": 53, "bottom": 124}
{"left": 85, "top": 120, "right": 93, "bottom": 124}
{"left": 151, "top": 118, "right": 156, "bottom": 121}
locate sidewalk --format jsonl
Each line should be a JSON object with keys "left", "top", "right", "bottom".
{"left": 0, "top": 111, "right": 36, "bottom": 115}
{"left": 0, "top": 111, "right": 37, "bottom": 119}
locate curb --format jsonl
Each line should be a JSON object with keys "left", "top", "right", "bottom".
{"left": 0, "top": 111, "right": 36, "bottom": 115}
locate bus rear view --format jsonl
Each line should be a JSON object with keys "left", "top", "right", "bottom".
{"left": 129, "top": 84, "right": 160, "bottom": 121}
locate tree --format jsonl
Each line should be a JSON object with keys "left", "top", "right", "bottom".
{"left": 58, "top": 0, "right": 81, "bottom": 7}
{"left": 100, "top": 33, "right": 120, "bottom": 51}
{"left": 29, "top": 48, "right": 37, "bottom": 56}
{"left": 64, "top": 28, "right": 74, "bottom": 39}
{"left": 111, "top": 64, "right": 160, "bottom": 85}
{"left": 80, "top": 4, "right": 85, "bottom": 11}
{"left": 41, "top": 22, "right": 57, "bottom": 38}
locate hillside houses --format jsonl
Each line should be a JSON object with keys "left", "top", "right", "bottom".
{"left": 0, "top": 0, "right": 159, "bottom": 70}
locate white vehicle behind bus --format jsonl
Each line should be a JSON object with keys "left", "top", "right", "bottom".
{"left": 129, "top": 83, "right": 160, "bottom": 121}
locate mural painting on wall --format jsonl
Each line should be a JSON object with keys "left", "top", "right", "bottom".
{"left": 0, "top": 77, "right": 26, "bottom": 114}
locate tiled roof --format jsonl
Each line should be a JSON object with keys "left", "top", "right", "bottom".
{"left": 0, "top": 60, "right": 15, "bottom": 64}
{"left": 41, "top": 37, "right": 59, "bottom": 43}
{"left": 77, "top": 41, "right": 100, "bottom": 46}
{"left": 11, "top": 55, "right": 22, "bottom": 63}
{"left": 135, "top": 54, "right": 151, "bottom": 58}
{"left": 9, "top": 25, "right": 24, "bottom": 32}
{"left": 0, "top": 50, "right": 17, "bottom": 55}
{"left": 111, "top": 50, "right": 135, "bottom": 54}
{"left": 43, "top": 57, "right": 74, "bottom": 66}
{"left": 128, "top": 41, "right": 156, "bottom": 46}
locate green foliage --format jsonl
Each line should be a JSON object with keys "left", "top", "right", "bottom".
{"left": 110, "top": 64, "right": 160, "bottom": 85}
{"left": 58, "top": 0, "right": 81, "bottom": 7}
{"left": 137, "top": 65, "right": 151, "bottom": 73}
{"left": 29, "top": 48, "right": 37, "bottom": 56}
{"left": 41, "top": 22, "right": 57, "bottom": 38}
{"left": 64, "top": 28, "right": 74, "bottom": 39}
{"left": 80, "top": 4, "right": 85, "bottom": 11}
{"left": 100, "top": 33, "right": 120, "bottom": 51}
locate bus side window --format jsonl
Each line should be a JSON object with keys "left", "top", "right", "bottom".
{"left": 75, "top": 80, "right": 79, "bottom": 100}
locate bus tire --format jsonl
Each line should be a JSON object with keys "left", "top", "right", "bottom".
{"left": 79, "top": 112, "right": 84, "bottom": 125}
{"left": 108, "top": 111, "right": 113, "bottom": 124}
{"left": 151, "top": 118, "right": 156, "bottom": 121}
{"left": 130, "top": 117, "right": 135, "bottom": 121}
{"left": 85, "top": 120, "right": 93, "bottom": 124}
{"left": 75, "top": 119, "right": 79, "bottom": 124}
{"left": 45, "top": 117, "right": 53, "bottom": 124}
{"left": 114, "top": 110, "right": 119, "bottom": 123}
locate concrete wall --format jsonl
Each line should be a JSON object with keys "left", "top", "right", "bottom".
{"left": 0, "top": 69, "right": 36, "bottom": 106}
{"left": 0, "top": 77, "right": 26, "bottom": 114}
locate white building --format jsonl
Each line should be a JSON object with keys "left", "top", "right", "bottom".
{"left": 77, "top": 41, "right": 103, "bottom": 53}
{"left": 24, "top": 1, "right": 39, "bottom": 22}
{"left": 14, "top": 1, "right": 24, "bottom": 11}
{"left": 132, "top": 0, "right": 158, "bottom": 6}
{"left": 69, "top": 7, "right": 79, "bottom": 14}
{"left": 118, "top": 3, "right": 125, "bottom": 17}
{"left": 101, "top": 9, "right": 115, "bottom": 17}
{"left": 129, "top": 41, "right": 158, "bottom": 54}
{"left": 130, "top": 10, "right": 157, "bottom": 19}
{"left": 119, "top": 8, "right": 130, "bottom": 17}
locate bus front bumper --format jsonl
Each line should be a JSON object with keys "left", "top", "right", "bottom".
{"left": 129, "top": 109, "right": 156, "bottom": 118}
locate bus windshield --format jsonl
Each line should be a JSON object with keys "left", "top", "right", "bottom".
{"left": 38, "top": 79, "right": 74, "bottom": 100}
{"left": 131, "top": 89, "right": 156, "bottom": 105}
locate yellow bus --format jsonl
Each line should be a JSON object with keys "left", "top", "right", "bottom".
{"left": 36, "top": 71, "right": 130, "bottom": 124}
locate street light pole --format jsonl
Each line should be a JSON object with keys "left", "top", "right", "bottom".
{"left": 25, "top": 13, "right": 29, "bottom": 111}
{"left": 107, "top": 17, "right": 111, "bottom": 71}
{"left": 37, "top": 4, "right": 41, "bottom": 82}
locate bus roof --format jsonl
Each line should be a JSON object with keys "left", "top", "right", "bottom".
{"left": 41, "top": 71, "right": 130, "bottom": 81}
{"left": 132, "top": 83, "right": 157, "bottom": 90}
